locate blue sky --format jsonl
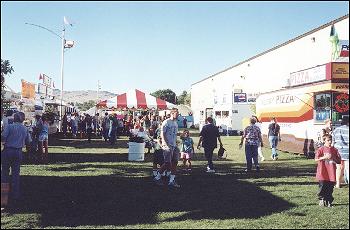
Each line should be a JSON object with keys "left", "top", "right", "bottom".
{"left": 1, "top": 1, "right": 349, "bottom": 96}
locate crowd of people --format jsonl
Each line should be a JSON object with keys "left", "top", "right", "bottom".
{"left": 1, "top": 108, "right": 349, "bottom": 211}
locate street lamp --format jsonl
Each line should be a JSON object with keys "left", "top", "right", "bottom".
{"left": 25, "top": 17, "right": 74, "bottom": 132}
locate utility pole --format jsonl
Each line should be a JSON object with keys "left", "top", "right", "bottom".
{"left": 97, "top": 80, "right": 101, "bottom": 103}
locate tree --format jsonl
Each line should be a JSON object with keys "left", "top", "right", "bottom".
{"left": 1, "top": 59, "right": 15, "bottom": 115}
{"left": 151, "top": 89, "right": 177, "bottom": 104}
{"left": 75, "top": 100, "right": 96, "bottom": 111}
{"left": 177, "top": 90, "right": 191, "bottom": 106}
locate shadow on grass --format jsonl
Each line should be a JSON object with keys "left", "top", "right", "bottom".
{"left": 48, "top": 137, "right": 130, "bottom": 149}
{"left": 17, "top": 171, "right": 294, "bottom": 228}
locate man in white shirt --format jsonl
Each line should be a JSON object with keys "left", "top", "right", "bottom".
{"left": 153, "top": 108, "right": 180, "bottom": 188}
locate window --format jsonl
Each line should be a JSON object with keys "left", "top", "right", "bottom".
{"left": 314, "top": 92, "right": 349, "bottom": 123}
{"left": 215, "top": 111, "right": 221, "bottom": 118}
{"left": 222, "top": 111, "right": 229, "bottom": 117}
{"left": 314, "top": 93, "right": 331, "bottom": 122}
{"left": 200, "top": 111, "right": 204, "bottom": 121}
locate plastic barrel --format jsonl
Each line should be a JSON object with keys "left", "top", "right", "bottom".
{"left": 128, "top": 142, "right": 145, "bottom": 161}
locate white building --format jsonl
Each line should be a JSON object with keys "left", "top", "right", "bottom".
{"left": 191, "top": 15, "right": 349, "bottom": 133}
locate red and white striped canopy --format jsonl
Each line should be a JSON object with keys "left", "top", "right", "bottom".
{"left": 97, "top": 89, "right": 176, "bottom": 110}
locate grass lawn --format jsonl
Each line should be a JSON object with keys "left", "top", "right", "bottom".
{"left": 1, "top": 129, "right": 349, "bottom": 229}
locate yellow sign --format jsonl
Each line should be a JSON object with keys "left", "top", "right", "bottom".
{"left": 332, "top": 63, "right": 349, "bottom": 79}
{"left": 21, "top": 80, "right": 35, "bottom": 99}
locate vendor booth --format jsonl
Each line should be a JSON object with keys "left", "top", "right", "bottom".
{"left": 97, "top": 89, "right": 176, "bottom": 110}
{"left": 97, "top": 89, "right": 176, "bottom": 161}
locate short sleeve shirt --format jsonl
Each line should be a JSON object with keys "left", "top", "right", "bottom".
{"left": 315, "top": 146, "right": 341, "bottom": 182}
{"left": 243, "top": 125, "right": 261, "bottom": 146}
{"left": 161, "top": 119, "right": 178, "bottom": 147}
{"left": 181, "top": 137, "right": 193, "bottom": 153}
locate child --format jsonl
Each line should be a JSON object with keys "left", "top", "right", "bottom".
{"left": 180, "top": 130, "right": 194, "bottom": 171}
{"left": 315, "top": 134, "right": 341, "bottom": 207}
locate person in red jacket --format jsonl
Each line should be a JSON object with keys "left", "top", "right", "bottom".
{"left": 315, "top": 134, "right": 341, "bottom": 207}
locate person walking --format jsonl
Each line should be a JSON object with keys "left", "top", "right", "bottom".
{"left": 197, "top": 117, "right": 223, "bottom": 173}
{"left": 315, "top": 134, "right": 341, "bottom": 207}
{"left": 239, "top": 117, "right": 263, "bottom": 172}
{"left": 1, "top": 112, "right": 32, "bottom": 210}
{"left": 62, "top": 114, "right": 68, "bottom": 137}
{"left": 38, "top": 115, "right": 49, "bottom": 164}
{"left": 108, "top": 114, "right": 118, "bottom": 145}
{"left": 180, "top": 129, "right": 194, "bottom": 171}
{"left": 183, "top": 117, "right": 188, "bottom": 128}
{"left": 268, "top": 117, "right": 281, "bottom": 160}
{"left": 252, "top": 115, "right": 265, "bottom": 161}
{"left": 332, "top": 116, "right": 349, "bottom": 188}
{"left": 85, "top": 115, "right": 94, "bottom": 143}
{"left": 153, "top": 108, "right": 181, "bottom": 188}
{"left": 102, "top": 112, "right": 110, "bottom": 142}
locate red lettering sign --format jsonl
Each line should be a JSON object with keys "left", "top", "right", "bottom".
{"left": 334, "top": 93, "right": 349, "bottom": 113}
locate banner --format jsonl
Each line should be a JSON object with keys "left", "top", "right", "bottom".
{"left": 234, "top": 93, "right": 247, "bottom": 103}
{"left": 46, "top": 87, "right": 53, "bottom": 97}
{"left": 21, "top": 80, "right": 35, "bottom": 99}
{"left": 38, "top": 83, "right": 47, "bottom": 95}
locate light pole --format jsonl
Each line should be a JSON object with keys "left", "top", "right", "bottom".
{"left": 25, "top": 18, "right": 74, "bottom": 132}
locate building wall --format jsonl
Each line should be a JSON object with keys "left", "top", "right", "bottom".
{"left": 191, "top": 16, "right": 349, "bottom": 126}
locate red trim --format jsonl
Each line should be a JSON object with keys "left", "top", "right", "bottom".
{"left": 136, "top": 89, "right": 147, "bottom": 109}
{"left": 156, "top": 98, "right": 167, "bottom": 110}
{"left": 260, "top": 109, "right": 313, "bottom": 123}
{"left": 117, "top": 93, "right": 127, "bottom": 108}
{"left": 340, "top": 50, "right": 349, "bottom": 57}
{"left": 98, "top": 100, "right": 107, "bottom": 108}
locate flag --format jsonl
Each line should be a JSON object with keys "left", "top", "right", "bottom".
{"left": 39, "top": 73, "right": 43, "bottom": 80}
{"left": 329, "top": 24, "right": 340, "bottom": 61}
{"left": 64, "top": 16, "right": 73, "bottom": 27}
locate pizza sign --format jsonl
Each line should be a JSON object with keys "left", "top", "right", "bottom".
{"left": 334, "top": 93, "right": 349, "bottom": 113}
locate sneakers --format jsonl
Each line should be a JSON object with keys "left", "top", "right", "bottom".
{"left": 206, "top": 166, "right": 215, "bottom": 173}
{"left": 319, "top": 199, "right": 326, "bottom": 207}
{"left": 318, "top": 200, "right": 326, "bottom": 207}
{"left": 168, "top": 180, "right": 180, "bottom": 188}
{"left": 272, "top": 156, "right": 278, "bottom": 161}
{"left": 319, "top": 200, "right": 334, "bottom": 208}
{"left": 326, "top": 201, "right": 333, "bottom": 208}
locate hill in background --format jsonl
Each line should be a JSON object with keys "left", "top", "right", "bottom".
{"left": 53, "top": 89, "right": 117, "bottom": 104}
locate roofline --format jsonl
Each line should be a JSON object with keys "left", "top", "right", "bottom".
{"left": 191, "top": 14, "right": 349, "bottom": 87}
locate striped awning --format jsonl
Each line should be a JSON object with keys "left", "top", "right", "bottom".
{"left": 97, "top": 89, "right": 176, "bottom": 110}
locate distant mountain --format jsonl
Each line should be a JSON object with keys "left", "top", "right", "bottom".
{"left": 53, "top": 89, "right": 117, "bottom": 104}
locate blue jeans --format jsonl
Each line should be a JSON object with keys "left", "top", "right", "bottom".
{"left": 245, "top": 145, "right": 259, "bottom": 170}
{"left": 1, "top": 147, "right": 23, "bottom": 199}
{"left": 269, "top": 136, "right": 279, "bottom": 159}
{"left": 204, "top": 147, "right": 215, "bottom": 170}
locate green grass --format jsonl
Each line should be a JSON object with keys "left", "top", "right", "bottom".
{"left": 1, "top": 131, "right": 349, "bottom": 229}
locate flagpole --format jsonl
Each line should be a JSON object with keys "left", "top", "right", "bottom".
{"left": 97, "top": 80, "right": 100, "bottom": 103}
{"left": 59, "top": 24, "right": 65, "bottom": 132}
